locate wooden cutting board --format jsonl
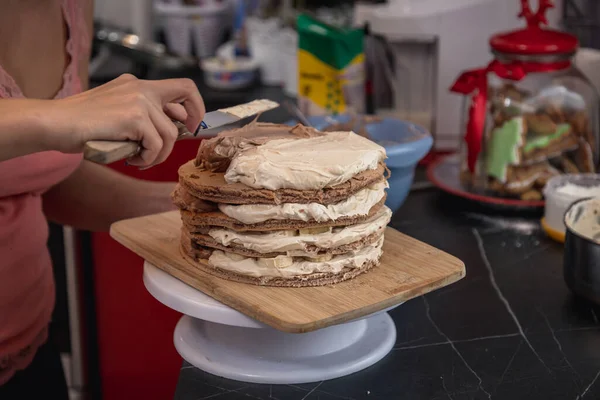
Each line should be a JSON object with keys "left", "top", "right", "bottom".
{"left": 110, "top": 211, "right": 465, "bottom": 333}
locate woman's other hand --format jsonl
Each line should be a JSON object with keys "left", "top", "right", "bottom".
{"left": 49, "top": 73, "right": 205, "bottom": 167}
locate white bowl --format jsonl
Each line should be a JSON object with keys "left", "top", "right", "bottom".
{"left": 543, "top": 173, "right": 600, "bottom": 235}
{"left": 201, "top": 57, "right": 258, "bottom": 90}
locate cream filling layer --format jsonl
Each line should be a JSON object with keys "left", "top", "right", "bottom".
{"left": 209, "top": 206, "right": 392, "bottom": 256}
{"left": 218, "top": 180, "right": 388, "bottom": 224}
{"left": 208, "top": 237, "right": 384, "bottom": 278}
{"left": 224, "top": 131, "right": 387, "bottom": 190}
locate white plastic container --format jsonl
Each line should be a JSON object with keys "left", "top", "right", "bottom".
{"left": 246, "top": 17, "right": 282, "bottom": 86}
{"left": 163, "top": 13, "right": 192, "bottom": 56}
{"left": 279, "top": 27, "right": 298, "bottom": 97}
{"left": 155, "top": 1, "right": 231, "bottom": 58}
{"left": 542, "top": 174, "right": 600, "bottom": 241}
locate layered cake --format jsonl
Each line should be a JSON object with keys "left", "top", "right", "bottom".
{"left": 172, "top": 119, "right": 391, "bottom": 287}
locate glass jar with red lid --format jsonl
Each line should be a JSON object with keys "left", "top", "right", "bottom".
{"left": 451, "top": 0, "right": 599, "bottom": 202}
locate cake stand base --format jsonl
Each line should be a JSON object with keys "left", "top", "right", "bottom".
{"left": 143, "top": 262, "right": 397, "bottom": 384}
{"left": 175, "top": 313, "right": 395, "bottom": 384}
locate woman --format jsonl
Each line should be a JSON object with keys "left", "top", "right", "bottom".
{"left": 0, "top": 0, "right": 205, "bottom": 397}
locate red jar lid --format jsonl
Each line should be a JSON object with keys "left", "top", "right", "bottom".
{"left": 489, "top": 0, "right": 578, "bottom": 55}
{"left": 490, "top": 28, "right": 578, "bottom": 55}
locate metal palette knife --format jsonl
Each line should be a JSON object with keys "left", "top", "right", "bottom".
{"left": 83, "top": 99, "right": 280, "bottom": 164}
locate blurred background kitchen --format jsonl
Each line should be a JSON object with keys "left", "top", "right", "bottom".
{"left": 49, "top": 1, "right": 600, "bottom": 399}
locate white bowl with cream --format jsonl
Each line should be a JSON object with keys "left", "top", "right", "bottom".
{"left": 542, "top": 174, "right": 600, "bottom": 241}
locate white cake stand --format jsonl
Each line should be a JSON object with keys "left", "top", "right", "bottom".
{"left": 143, "top": 261, "right": 399, "bottom": 384}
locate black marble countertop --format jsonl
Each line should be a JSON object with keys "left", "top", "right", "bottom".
{"left": 174, "top": 183, "right": 600, "bottom": 400}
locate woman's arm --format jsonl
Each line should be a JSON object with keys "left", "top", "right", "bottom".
{"left": 42, "top": 160, "right": 177, "bottom": 232}
{"left": 0, "top": 74, "right": 205, "bottom": 166}
{"left": 0, "top": 99, "right": 57, "bottom": 161}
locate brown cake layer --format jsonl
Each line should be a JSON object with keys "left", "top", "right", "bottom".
{"left": 178, "top": 160, "right": 389, "bottom": 205}
{"left": 182, "top": 227, "right": 384, "bottom": 259}
{"left": 179, "top": 241, "right": 380, "bottom": 287}
{"left": 171, "top": 185, "right": 218, "bottom": 213}
{"left": 181, "top": 196, "right": 386, "bottom": 232}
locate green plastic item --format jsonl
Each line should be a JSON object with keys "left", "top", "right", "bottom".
{"left": 486, "top": 117, "right": 525, "bottom": 182}
{"left": 297, "top": 14, "right": 364, "bottom": 70}
{"left": 523, "top": 123, "right": 571, "bottom": 153}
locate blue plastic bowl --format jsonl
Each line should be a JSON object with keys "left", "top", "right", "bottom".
{"left": 286, "top": 115, "right": 433, "bottom": 213}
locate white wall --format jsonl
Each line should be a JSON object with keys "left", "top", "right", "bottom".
{"left": 94, "top": 0, "right": 133, "bottom": 30}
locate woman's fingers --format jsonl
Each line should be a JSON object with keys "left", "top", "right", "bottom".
{"left": 127, "top": 97, "right": 180, "bottom": 168}
{"left": 164, "top": 103, "right": 188, "bottom": 123}
{"left": 125, "top": 110, "right": 163, "bottom": 167}
{"left": 146, "top": 78, "right": 205, "bottom": 133}
{"left": 122, "top": 79, "right": 199, "bottom": 168}
{"left": 146, "top": 100, "right": 179, "bottom": 167}
{"left": 180, "top": 92, "right": 205, "bottom": 134}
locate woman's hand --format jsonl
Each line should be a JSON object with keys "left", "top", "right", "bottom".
{"left": 48, "top": 73, "right": 205, "bottom": 167}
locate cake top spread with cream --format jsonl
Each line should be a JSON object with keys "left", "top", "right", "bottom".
{"left": 224, "top": 131, "right": 386, "bottom": 190}
{"left": 194, "top": 120, "right": 324, "bottom": 172}
{"left": 194, "top": 117, "right": 387, "bottom": 190}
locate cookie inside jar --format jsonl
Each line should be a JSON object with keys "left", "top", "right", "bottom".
{"left": 482, "top": 83, "right": 597, "bottom": 201}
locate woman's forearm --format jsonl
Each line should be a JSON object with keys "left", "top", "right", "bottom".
{"left": 42, "top": 160, "right": 177, "bottom": 231}
{"left": 0, "top": 98, "right": 58, "bottom": 161}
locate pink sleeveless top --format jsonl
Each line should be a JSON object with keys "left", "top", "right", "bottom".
{"left": 0, "top": 0, "right": 90, "bottom": 385}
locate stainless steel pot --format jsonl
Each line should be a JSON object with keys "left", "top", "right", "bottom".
{"left": 564, "top": 197, "right": 600, "bottom": 304}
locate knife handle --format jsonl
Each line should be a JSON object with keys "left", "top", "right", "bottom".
{"left": 83, "top": 121, "right": 197, "bottom": 164}
{"left": 84, "top": 140, "right": 140, "bottom": 164}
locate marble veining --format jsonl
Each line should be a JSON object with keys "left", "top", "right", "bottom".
{"left": 539, "top": 309, "right": 580, "bottom": 380}
{"left": 578, "top": 370, "right": 600, "bottom": 399}
{"left": 473, "top": 228, "right": 550, "bottom": 373}
{"left": 393, "top": 333, "right": 521, "bottom": 352}
{"left": 300, "top": 382, "right": 323, "bottom": 400}
{"left": 424, "top": 296, "right": 492, "bottom": 399}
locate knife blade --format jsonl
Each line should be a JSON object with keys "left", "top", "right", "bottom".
{"left": 83, "top": 99, "right": 279, "bottom": 165}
